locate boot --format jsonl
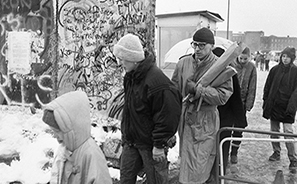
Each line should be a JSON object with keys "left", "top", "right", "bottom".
{"left": 230, "top": 155, "right": 238, "bottom": 164}
{"left": 289, "top": 161, "right": 297, "bottom": 173}
{"left": 268, "top": 152, "right": 280, "bottom": 161}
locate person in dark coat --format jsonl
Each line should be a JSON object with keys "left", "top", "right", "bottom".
{"left": 262, "top": 46, "right": 297, "bottom": 171}
{"left": 113, "top": 33, "right": 182, "bottom": 184}
{"left": 230, "top": 47, "right": 257, "bottom": 164}
{"left": 211, "top": 48, "right": 247, "bottom": 176}
{"left": 218, "top": 75, "right": 247, "bottom": 172}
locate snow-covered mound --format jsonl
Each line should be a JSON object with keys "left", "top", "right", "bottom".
{"left": 0, "top": 105, "right": 179, "bottom": 184}
{"left": 0, "top": 106, "right": 57, "bottom": 183}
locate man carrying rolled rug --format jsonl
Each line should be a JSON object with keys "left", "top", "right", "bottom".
{"left": 172, "top": 27, "right": 234, "bottom": 184}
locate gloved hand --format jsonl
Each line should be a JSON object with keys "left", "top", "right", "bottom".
{"left": 194, "top": 83, "right": 203, "bottom": 100}
{"left": 167, "top": 135, "right": 176, "bottom": 148}
{"left": 152, "top": 147, "right": 166, "bottom": 162}
{"left": 186, "top": 79, "right": 196, "bottom": 94}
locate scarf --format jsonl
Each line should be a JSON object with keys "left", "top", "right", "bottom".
{"left": 50, "top": 144, "right": 72, "bottom": 184}
{"left": 192, "top": 52, "right": 217, "bottom": 82}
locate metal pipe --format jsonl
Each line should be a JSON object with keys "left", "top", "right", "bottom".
{"left": 216, "top": 127, "right": 297, "bottom": 184}
{"left": 227, "top": 0, "right": 230, "bottom": 39}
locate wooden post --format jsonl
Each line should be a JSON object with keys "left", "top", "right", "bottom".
{"left": 51, "top": 0, "right": 59, "bottom": 100}
{"left": 147, "top": 0, "right": 156, "bottom": 56}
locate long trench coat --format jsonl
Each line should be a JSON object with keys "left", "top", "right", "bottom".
{"left": 171, "top": 52, "right": 233, "bottom": 184}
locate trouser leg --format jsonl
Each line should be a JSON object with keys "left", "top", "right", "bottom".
{"left": 221, "top": 130, "right": 231, "bottom": 174}
{"left": 230, "top": 129, "right": 243, "bottom": 156}
{"left": 231, "top": 109, "right": 246, "bottom": 157}
{"left": 139, "top": 147, "right": 169, "bottom": 184}
{"left": 120, "top": 144, "right": 143, "bottom": 184}
{"left": 283, "top": 123, "right": 297, "bottom": 162}
{"left": 270, "top": 120, "right": 281, "bottom": 154}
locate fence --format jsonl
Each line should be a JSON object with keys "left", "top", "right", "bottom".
{"left": 216, "top": 127, "right": 297, "bottom": 184}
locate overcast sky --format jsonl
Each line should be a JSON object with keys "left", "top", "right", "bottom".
{"left": 156, "top": 0, "right": 297, "bottom": 37}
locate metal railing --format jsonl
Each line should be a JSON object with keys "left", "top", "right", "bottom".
{"left": 216, "top": 127, "right": 297, "bottom": 184}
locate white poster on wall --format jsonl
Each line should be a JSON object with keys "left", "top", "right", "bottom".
{"left": 7, "top": 31, "right": 31, "bottom": 75}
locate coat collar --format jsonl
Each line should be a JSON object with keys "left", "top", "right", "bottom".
{"left": 124, "top": 51, "right": 155, "bottom": 83}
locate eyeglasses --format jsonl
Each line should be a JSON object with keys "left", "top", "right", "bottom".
{"left": 239, "top": 56, "right": 248, "bottom": 61}
{"left": 191, "top": 41, "right": 207, "bottom": 50}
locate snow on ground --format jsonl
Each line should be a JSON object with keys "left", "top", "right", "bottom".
{"left": 221, "top": 69, "right": 297, "bottom": 184}
{"left": 0, "top": 105, "right": 179, "bottom": 184}
{"left": 0, "top": 62, "right": 290, "bottom": 184}
{"left": 0, "top": 107, "right": 57, "bottom": 183}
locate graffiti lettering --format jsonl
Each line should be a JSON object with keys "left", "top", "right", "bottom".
{"left": 0, "top": 0, "right": 54, "bottom": 108}
{"left": 60, "top": 48, "right": 75, "bottom": 58}
{"left": 56, "top": 0, "right": 149, "bottom": 116}
{"left": 0, "top": 73, "right": 8, "bottom": 87}
{"left": 0, "top": 73, "right": 51, "bottom": 107}
{"left": 37, "top": 74, "right": 52, "bottom": 92}
{"left": 0, "top": 0, "right": 40, "bottom": 17}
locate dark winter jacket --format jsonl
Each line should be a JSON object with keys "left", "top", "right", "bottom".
{"left": 218, "top": 74, "right": 247, "bottom": 128}
{"left": 263, "top": 61, "right": 297, "bottom": 123}
{"left": 122, "top": 52, "right": 182, "bottom": 149}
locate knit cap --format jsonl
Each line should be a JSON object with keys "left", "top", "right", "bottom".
{"left": 193, "top": 27, "right": 215, "bottom": 44}
{"left": 281, "top": 47, "right": 296, "bottom": 61}
{"left": 113, "top": 33, "right": 145, "bottom": 62}
{"left": 242, "top": 47, "right": 251, "bottom": 56}
{"left": 42, "top": 109, "right": 60, "bottom": 130}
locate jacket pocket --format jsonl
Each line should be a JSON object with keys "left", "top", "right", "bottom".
{"left": 186, "top": 111, "right": 215, "bottom": 142}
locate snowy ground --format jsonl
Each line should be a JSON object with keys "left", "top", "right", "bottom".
{"left": 221, "top": 68, "right": 297, "bottom": 184}
{"left": 0, "top": 105, "right": 179, "bottom": 184}
{"left": 1, "top": 61, "right": 296, "bottom": 184}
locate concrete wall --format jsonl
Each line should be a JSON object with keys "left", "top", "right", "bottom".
{"left": 0, "top": 0, "right": 153, "bottom": 117}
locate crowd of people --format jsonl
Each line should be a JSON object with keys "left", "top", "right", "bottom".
{"left": 39, "top": 28, "right": 297, "bottom": 184}
{"left": 254, "top": 51, "right": 274, "bottom": 71}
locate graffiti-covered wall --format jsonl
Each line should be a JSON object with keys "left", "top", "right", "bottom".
{"left": 0, "top": 0, "right": 155, "bottom": 117}
{"left": 0, "top": 0, "right": 55, "bottom": 108}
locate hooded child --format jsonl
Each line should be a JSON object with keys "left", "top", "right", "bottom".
{"left": 42, "top": 91, "right": 112, "bottom": 184}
